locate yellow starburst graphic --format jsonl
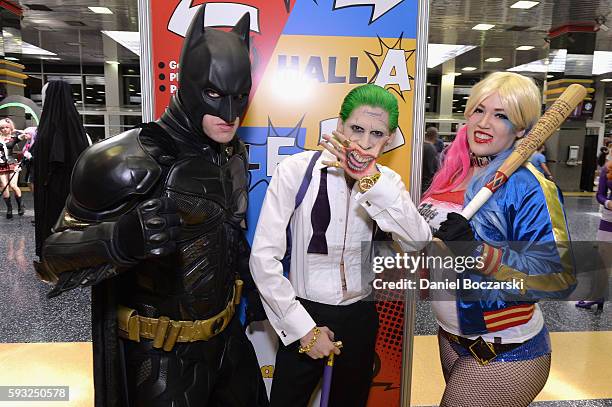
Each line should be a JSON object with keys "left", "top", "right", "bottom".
{"left": 365, "top": 34, "right": 415, "bottom": 101}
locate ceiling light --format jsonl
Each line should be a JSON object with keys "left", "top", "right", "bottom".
{"left": 427, "top": 43, "right": 478, "bottom": 69}
{"left": 601, "top": 78, "right": 612, "bottom": 82}
{"left": 88, "top": 6, "right": 113, "bottom": 14}
{"left": 508, "top": 49, "right": 567, "bottom": 73}
{"left": 593, "top": 51, "right": 612, "bottom": 75}
{"left": 485, "top": 57, "right": 503, "bottom": 62}
{"left": 105, "top": 60, "right": 120, "bottom": 65}
{"left": 102, "top": 31, "right": 140, "bottom": 56}
{"left": 462, "top": 66, "right": 477, "bottom": 71}
{"left": 448, "top": 72, "right": 462, "bottom": 76}
{"left": 546, "top": 75, "right": 554, "bottom": 78}
{"left": 510, "top": 1, "right": 539, "bottom": 9}
{"left": 41, "top": 57, "right": 61, "bottom": 60}
{"left": 4, "top": 57, "right": 19, "bottom": 61}
{"left": 516, "top": 45, "right": 535, "bottom": 50}
{"left": 472, "top": 24, "right": 495, "bottom": 31}
{"left": 21, "top": 41, "right": 56, "bottom": 56}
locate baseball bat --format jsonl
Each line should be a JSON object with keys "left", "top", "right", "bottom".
{"left": 461, "top": 83, "right": 587, "bottom": 220}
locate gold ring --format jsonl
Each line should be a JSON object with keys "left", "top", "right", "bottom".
{"left": 332, "top": 161, "right": 342, "bottom": 168}
{"left": 341, "top": 139, "right": 351, "bottom": 148}
{"left": 333, "top": 341, "right": 343, "bottom": 348}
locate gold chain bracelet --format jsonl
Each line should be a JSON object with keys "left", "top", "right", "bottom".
{"left": 298, "top": 327, "right": 321, "bottom": 354}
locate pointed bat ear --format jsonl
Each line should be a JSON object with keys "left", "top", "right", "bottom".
{"left": 232, "top": 13, "right": 251, "bottom": 49}
{"left": 183, "top": 4, "right": 206, "bottom": 50}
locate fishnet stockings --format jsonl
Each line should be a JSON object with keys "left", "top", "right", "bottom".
{"left": 437, "top": 330, "right": 551, "bottom": 407}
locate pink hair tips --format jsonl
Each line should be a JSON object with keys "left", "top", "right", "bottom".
{"left": 422, "top": 125, "right": 471, "bottom": 200}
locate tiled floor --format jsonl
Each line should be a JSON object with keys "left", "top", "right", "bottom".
{"left": 0, "top": 192, "right": 610, "bottom": 406}
{"left": 0, "top": 193, "right": 91, "bottom": 343}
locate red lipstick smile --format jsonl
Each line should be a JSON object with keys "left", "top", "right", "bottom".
{"left": 474, "top": 130, "right": 493, "bottom": 144}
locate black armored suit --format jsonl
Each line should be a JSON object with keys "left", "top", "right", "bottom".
{"left": 37, "top": 8, "right": 267, "bottom": 407}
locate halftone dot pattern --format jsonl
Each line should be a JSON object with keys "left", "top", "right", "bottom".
{"left": 374, "top": 288, "right": 406, "bottom": 373}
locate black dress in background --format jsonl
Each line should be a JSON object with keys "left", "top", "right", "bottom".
{"left": 32, "top": 81, "right": 89, "bottom": 257}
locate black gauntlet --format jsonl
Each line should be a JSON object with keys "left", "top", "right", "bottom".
{"left": 115, "top": 197, "right": 182, "bottom": 260}
{"left": 39, "top": 198, "right": 181, "bottom": 284}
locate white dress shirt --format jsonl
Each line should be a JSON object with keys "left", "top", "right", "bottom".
{"left": 249, "top": 150, "right": 431, "bottom": 345}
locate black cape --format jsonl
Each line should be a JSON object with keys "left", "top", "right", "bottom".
{"left": 33, "top": 81, "right": 89, "bottom": 257}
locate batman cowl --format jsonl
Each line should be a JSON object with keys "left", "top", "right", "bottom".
{"left": 159, "top": 6, "right": 252, "bottom": 146}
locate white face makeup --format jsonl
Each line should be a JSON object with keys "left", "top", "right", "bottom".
{"left": 201, "top": 114, "right": 239, "bottom": 144}
{"left": 466, "top": 92, "right": 521, "bottom": 157}
{"left": 339, "top": 105, "right": 393, "bottom": 176}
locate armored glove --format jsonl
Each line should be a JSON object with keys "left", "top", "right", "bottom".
{"left": 115, "top": 197, "right": 182, "bottom": 260}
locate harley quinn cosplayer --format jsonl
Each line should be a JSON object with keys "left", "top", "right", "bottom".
{"left": 420, "top": 72, "right": 575, "bottom": 407}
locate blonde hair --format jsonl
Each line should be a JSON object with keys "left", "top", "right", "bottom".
{"left": 0, "top": 118, "right": 15, "bottom": 132}
{"left": 464, "top": 72, "right": 541, "bottom": 131}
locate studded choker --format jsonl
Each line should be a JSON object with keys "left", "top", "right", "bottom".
{"left": 470, "top": 153, "right": 495, "bottom": 167}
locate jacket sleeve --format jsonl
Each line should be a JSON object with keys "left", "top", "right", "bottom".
{"left": 355, "top": 167, "right": 432, "bottom": 251}
{"left": 596, "top": 166, "right": 610, "bottom": 206}
{"left": 474, "top": 169, "right": 576, "bottom": 301}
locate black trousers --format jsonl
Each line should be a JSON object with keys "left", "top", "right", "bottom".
{"left": 270, "top": 298, "right": 379, "bottom": 407}
{"left": 122, "top": 316, "right": 268, "bottom": 407}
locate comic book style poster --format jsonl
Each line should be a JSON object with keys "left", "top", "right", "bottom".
{"left": 146, "top": 1, "right": 421, "bottom": 405}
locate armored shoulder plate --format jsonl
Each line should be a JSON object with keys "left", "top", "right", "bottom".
{"left": 68, "top": 128, "right": 162, "bottom": 221}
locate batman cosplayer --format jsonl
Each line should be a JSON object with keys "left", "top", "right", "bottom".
{"left": 35, "top": 8, "right": 268, "bottom": 407}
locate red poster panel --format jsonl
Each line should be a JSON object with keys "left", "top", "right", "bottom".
{"left": 149, "top": 0, "right": 295, "bottom": 119}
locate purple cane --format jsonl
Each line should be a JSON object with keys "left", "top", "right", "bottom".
{"left": 320, "top": 341, "right": 342, "bottom": 407}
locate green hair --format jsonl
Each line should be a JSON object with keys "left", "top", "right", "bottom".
{"left": 339, "top": 84, "right": 399, "bottom": 132}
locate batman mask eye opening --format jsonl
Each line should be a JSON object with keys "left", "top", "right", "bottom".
{"left": 205, "top": 89, "right": 222, "bottom": 99}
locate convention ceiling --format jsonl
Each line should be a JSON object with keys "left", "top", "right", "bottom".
{"left": 11, "top": 0, "right": 612, "bottom": 81}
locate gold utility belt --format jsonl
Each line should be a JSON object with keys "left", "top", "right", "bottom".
{"left": 118, "top": 280, "right": 243, "bottom": 351}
